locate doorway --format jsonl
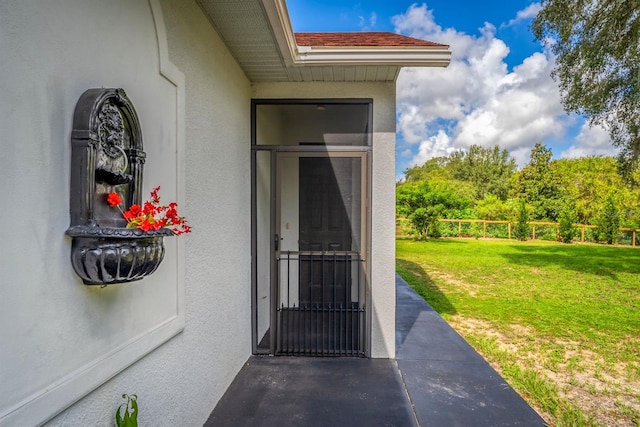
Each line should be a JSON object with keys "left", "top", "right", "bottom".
{"left": 251, "top": 99, "right": 372, "bottom": 357}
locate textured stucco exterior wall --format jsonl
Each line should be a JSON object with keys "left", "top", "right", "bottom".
{"left": 252, "top": 82, "right": 397, "bottom": 358}
{"left": 157, "top": 0, "right": 253, "bottom": 416}
{"left": 0, "top": 0, "right": 252, "bottom": 425}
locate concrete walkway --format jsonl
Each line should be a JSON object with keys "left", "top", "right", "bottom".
{"left": 204, "top": 275, "right": 545, "bottom": 426}
{"left": 394, "top": 274, "right": 544, "bottom": 426}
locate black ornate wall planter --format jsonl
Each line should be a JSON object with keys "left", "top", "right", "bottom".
{"left": 66, "top": 226, "right": 174, "bottom": 286}
{"left": 66, "top": 88, "right": 174, "bottom": 286}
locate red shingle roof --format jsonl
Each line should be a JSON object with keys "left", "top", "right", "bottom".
{"left": 295, "top": 32, "right": 446, "bottom": 48}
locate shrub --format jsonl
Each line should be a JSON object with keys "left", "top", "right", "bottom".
{"left": 514, "top": 199, "right": 530, "bottom": 241}
{"left": 409, "top": 207, "right": 442, "bottom": 238}
{"left": 558, "top": 201, "right": 578, "bottom": 243}
{"left": 598, "top": 193, "right": 620, "bottom": 244}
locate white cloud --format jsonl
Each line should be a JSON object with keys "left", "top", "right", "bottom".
{"left": 560, "top": 123, "right": 617, "bottom": 158}
{"left": 393, "top": 3, "right": 580, "bottom": 171}
{"left": 358, "top": 11, "right": 378, "bottom": 30}
{"left": 409, "top": 130, "right": 457, "bottom": 168}
{"left": 504, "top": 3, "right": 542, "bottom": 27}
{"left": 454, "top": 52, "right": 567, "bottom": 151}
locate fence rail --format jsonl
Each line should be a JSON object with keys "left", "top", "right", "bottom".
{"left": 397, "top": 218, "right": 640, "bottom": 246}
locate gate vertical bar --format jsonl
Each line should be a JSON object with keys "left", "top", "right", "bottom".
{"left": 332, "top": 251, "right": 337, "bottom": 353}
{"left": 286, "top": 251, "right": 291, "bottom": 353}
{"left": 321, "top": 251, "right": 326, "bottom": 354}
{"left": 357, "top": 253, "right": 362, "bottom": 355}
{"left": 314, "top": 252, "right": 318, "bottom": 355}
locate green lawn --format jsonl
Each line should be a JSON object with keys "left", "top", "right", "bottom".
{"left": 397, "top": 238, "right": 640, "bottom": 427}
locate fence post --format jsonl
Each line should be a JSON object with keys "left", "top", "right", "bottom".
{"left": 458, "top": 221, "right": 461, "bottom": 235}
{"left": 634, "top": 230, "right": 637, "bottom": 247}
{"left": 532, "top": 226, "right": 536, "bottom": 240}
{"left": 581, "top": 226, "right": 585, "bottom": 242}
{"left": 483, "top": 221, "right": 486, "bottom": 238}
{"left": 508, "top": 223, "right": 511, "bottom": 240}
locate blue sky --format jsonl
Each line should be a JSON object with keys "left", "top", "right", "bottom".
{"left": 287, "top": 1, "right": 616, "bottom": 178}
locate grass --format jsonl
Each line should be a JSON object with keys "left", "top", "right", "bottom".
{"left": 397, "top": 237, "right": 640, "bottom": 427}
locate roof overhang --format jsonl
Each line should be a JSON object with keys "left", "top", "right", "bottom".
{"left": 196, "top": 0, "right": 451, "bottom": 82}
{"left": 261, "top": 0, "right": 451, "bottom": 68}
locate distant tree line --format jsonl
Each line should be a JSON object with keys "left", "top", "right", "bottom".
{"left": 397, "top": 143, "right": 640, "bottom": 243}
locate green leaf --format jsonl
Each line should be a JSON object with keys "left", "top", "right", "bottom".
{"left": 130, "top": 396, "right": 138, "bottom": 424}
{"left": 115, "top": 404, "right": 125, "bottom": 427}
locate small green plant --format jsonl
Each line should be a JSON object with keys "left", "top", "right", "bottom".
{"left": 116, "top": 394, "right": 138, "bottom": 427}
{"left": 469, "top": 223, "right": 483, "bottom": 239}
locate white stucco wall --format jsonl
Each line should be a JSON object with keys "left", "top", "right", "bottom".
{"left": 252, "top": 83, "right": 397, "bottom": 358}
{"left": 0, "top": 1, "right": 251, "bottom": 425}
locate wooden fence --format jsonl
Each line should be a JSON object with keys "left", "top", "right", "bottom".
{"left": 397, "top": 218, "right": 640, "bottom": 246}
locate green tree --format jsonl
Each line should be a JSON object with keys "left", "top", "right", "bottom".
{"left": 558, "top": 199, "right": 578, "bottom": 243}
{"left": 553, "top": 156, "right": 640, "bottom": 228}
{"left": 553, "top": 157, "right": 619, "bottom": 224}
{"left": 402, "top": 157, "right": 477, "bottom": 203}
{"left": 598, "top": 192, "right": 621, "bottom": 244}
{"left": 403, "top": 144, "right": 516, "bottom": 202}
{"left": 512, "top": 143, "right": 563, "bottom": 221}
{"left": 532, "top": 1, "right": 640, "bottom": 172}
{"left": 403, "top": 156, "right": 451, "bottom": 183}
{"left": 447, "top": 145, "right": 517, "bottom": 200}
{"left": 396, "top": 181, "right": 472, "bottom": 238}
{"left": 474, "top": 194, "right": 516, "bottom": 220}
{"left": 514, "top": 199, "right": 530, "bottom": 241}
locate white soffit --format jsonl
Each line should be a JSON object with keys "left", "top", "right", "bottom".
{"left": 197, "top": 0, "right": 289, "bottom": 81}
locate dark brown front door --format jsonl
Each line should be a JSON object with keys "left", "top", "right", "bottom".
{"left": 298, "top": 157, "right": 353, "bottom": 306}
{"left": 299, "top": 157, "right": 352, "bottom": 251}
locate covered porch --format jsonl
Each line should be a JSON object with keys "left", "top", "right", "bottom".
{"left": 205, "top": 275, "right": 544, "bottom": 426}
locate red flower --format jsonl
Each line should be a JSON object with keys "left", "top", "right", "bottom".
{"left": 140, "top": 220, "right": 152, "bottom": 231}
{"left": 107, "top": 186, "right": 191, "bottom": 235}
{"left": 143, "top": 201, "right": 157, "bottom": 216}
{"left": 124, "top": 204, "right": 142, "bottom": 220}
{"left": 107, "top": 192, "right": 123, "bottom": 207}
{"left": 166, "top": 207, "right": 178, "bottom": 219}
{"left": 150, "top": 186, "right": 161, "bottom": 204}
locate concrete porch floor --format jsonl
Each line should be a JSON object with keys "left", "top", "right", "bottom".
{"left": 204, "top": 274, "right": 545, "bottom": 426}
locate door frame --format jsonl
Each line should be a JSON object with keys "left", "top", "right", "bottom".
{"left": 250, "top": 99, "right": 373, "bottom": 356}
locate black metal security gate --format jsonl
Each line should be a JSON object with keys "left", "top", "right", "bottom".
{"left": 276, "top": 250, "right": 365, "bottom": 356}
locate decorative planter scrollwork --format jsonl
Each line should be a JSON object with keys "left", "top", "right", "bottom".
{"left": 66, "top": 88, "right": 173, "bottom": 286}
